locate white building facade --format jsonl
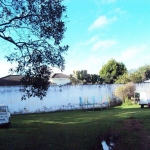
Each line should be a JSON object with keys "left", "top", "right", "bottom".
{"left": 49, "top": 73, "right": 71, "bottom": 85}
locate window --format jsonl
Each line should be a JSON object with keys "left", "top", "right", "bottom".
{"left": 0, "top": 106, "right": 7, "bottom": 112}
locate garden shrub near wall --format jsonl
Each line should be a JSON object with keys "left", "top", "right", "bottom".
{"left": 109, "top": 97, "right": 122, "bottom": 107}
{"left": 114, "top": 82, "right": 135, "bottom": 102}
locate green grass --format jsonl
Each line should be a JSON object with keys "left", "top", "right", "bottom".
{"left": 1, "top": 105, "right": 150, "bottom": 150}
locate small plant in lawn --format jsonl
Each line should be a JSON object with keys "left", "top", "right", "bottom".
{"left": 122, "top": 98, "right": 135, "bottom": 106}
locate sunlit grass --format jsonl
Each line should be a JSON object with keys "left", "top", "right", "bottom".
{"left": 0, "top": 104, "right": 150, "bottom": 150}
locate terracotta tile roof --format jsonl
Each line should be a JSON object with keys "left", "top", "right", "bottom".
{"left": 51, "top": 73, "right": 70, "bottom": 78}
{"left": 0, "top": 75, "right": 23, "bottom": 86}
{"left": 0, "top": 74, "right": 70, "bottom": 86}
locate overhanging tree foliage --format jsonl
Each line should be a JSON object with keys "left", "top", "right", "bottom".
{"left": 0, "top": 0, "right": 68, "bottom": 100}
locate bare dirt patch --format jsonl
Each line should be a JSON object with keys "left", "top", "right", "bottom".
{"left": 94, "top": 117, "right": 150, "bottom": 150}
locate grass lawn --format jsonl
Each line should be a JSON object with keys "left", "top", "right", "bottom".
{"left": 1, "top": 104, "right": 150, "bottom": 150}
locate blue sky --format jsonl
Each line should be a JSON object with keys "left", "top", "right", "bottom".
{"left": 60, "top": 0, "right": 150, "bottom": 75}
{"left": 0, "top": 0, "right": 150, "bottom": 77}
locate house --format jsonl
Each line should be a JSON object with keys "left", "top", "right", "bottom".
{"left": 0, "top": 75, "right": 23, "bottom": 86}
{"left": 0, "top": 73, "right": 71, "bottom": 86}
{"left": 144, "top": 79, "right": 150, "bottom": 83}
{"left": 50, "top": 73, "right": 71, "bottom": 85}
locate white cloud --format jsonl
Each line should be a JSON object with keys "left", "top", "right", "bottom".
{"left": 119, "top": 45, "right": 146, "bottom": 61}
{"left": 114, "top": 8, "right": 126, "bottom": 14}
{"left": 101, "top": 0, "right": 116, "bottom": 4}
{"left": 79, "top": 35, "right": 99, "bottom": 46}
{"left": 0, "top": 60, "right": 17, "bottom": 78}
{"left": 108, "top": 0, "right": 116, "bottom": 2}
{"left": 79, "top": 55, "right": 109, "bottom": 74}
{"left": 93, "top": 0, "right": 116, "bottom": 4}
{"left": 63, "top": 44, "right": 149, "bottom": 75}
{"left": 113, "top": 45, "right": 147, "bottom": 70}
{"left": 52, "top": 67, "right": 62, "bottom": 73}
{"left": 92, "top": 39, "right": 117, "bottom": 51}
{"left": 64, "top": 54, "right": 111, "bottom": 75}
{"left": 88, "top": 16, "right": 117, "bottom": 30}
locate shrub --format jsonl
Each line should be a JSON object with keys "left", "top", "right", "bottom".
{"left": 110, "top": 97, "right": 122, "bottom": 107}
{"left": 114, "top": 82, "right": 135, "bottom": 101}
{"left": 114, "top": 85, "right": 124, "bottom": 100}
{"left": 124, "top": 98, "right": 134, "bottom": 105}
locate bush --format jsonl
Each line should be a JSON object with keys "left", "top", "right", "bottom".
{"left": 110, "top": 98, "right": 122, "bottom": 107}
{"left": 114, "top": 82, "right": 135, "bottom": 101}
{"left": 124, "top": 98, "right": 134, "bottom": 105}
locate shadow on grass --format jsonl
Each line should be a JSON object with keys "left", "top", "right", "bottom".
{"left": 9, "top": 105, "right": 150, "bottom": 127}
{"left": 1, "top": 105, "right": 150, "bottom": 150}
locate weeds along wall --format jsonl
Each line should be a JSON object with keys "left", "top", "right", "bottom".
{"left": 0, "top": 83, "right": 150, "bottom": 114}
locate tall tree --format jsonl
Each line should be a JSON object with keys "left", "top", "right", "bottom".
{"left": 129, "top": 72, "right": 142, "bottom": 83}
{"left": 72, "top": 70, "right": 87, "bottom": 81}
{"left": 115, "top": 65, "right": 150, "bottom": 84}
{"left": 99, "top": 59, "right": 127, "bottom": 84}
{"left": 71, "top": 70, "right": 102, "bottom": 84}
{"left": 115, "top": 73, "right": 131, "bottom": 84}
{"left": 90, "top": 74, "right": 102, "bottom": 84}
{"left": 0, "top": 0, "right": 68, "bottom": 100}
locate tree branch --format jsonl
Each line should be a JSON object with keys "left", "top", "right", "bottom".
{"left": 0, "top": 14, "right": 35, "bottom": 27}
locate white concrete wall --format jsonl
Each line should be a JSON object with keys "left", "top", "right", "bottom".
{"left": 0, "top": 83, "right": 150, "bottom": 115}
{"left": 136, "top": 83, "right": 150, "bottom": 93}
